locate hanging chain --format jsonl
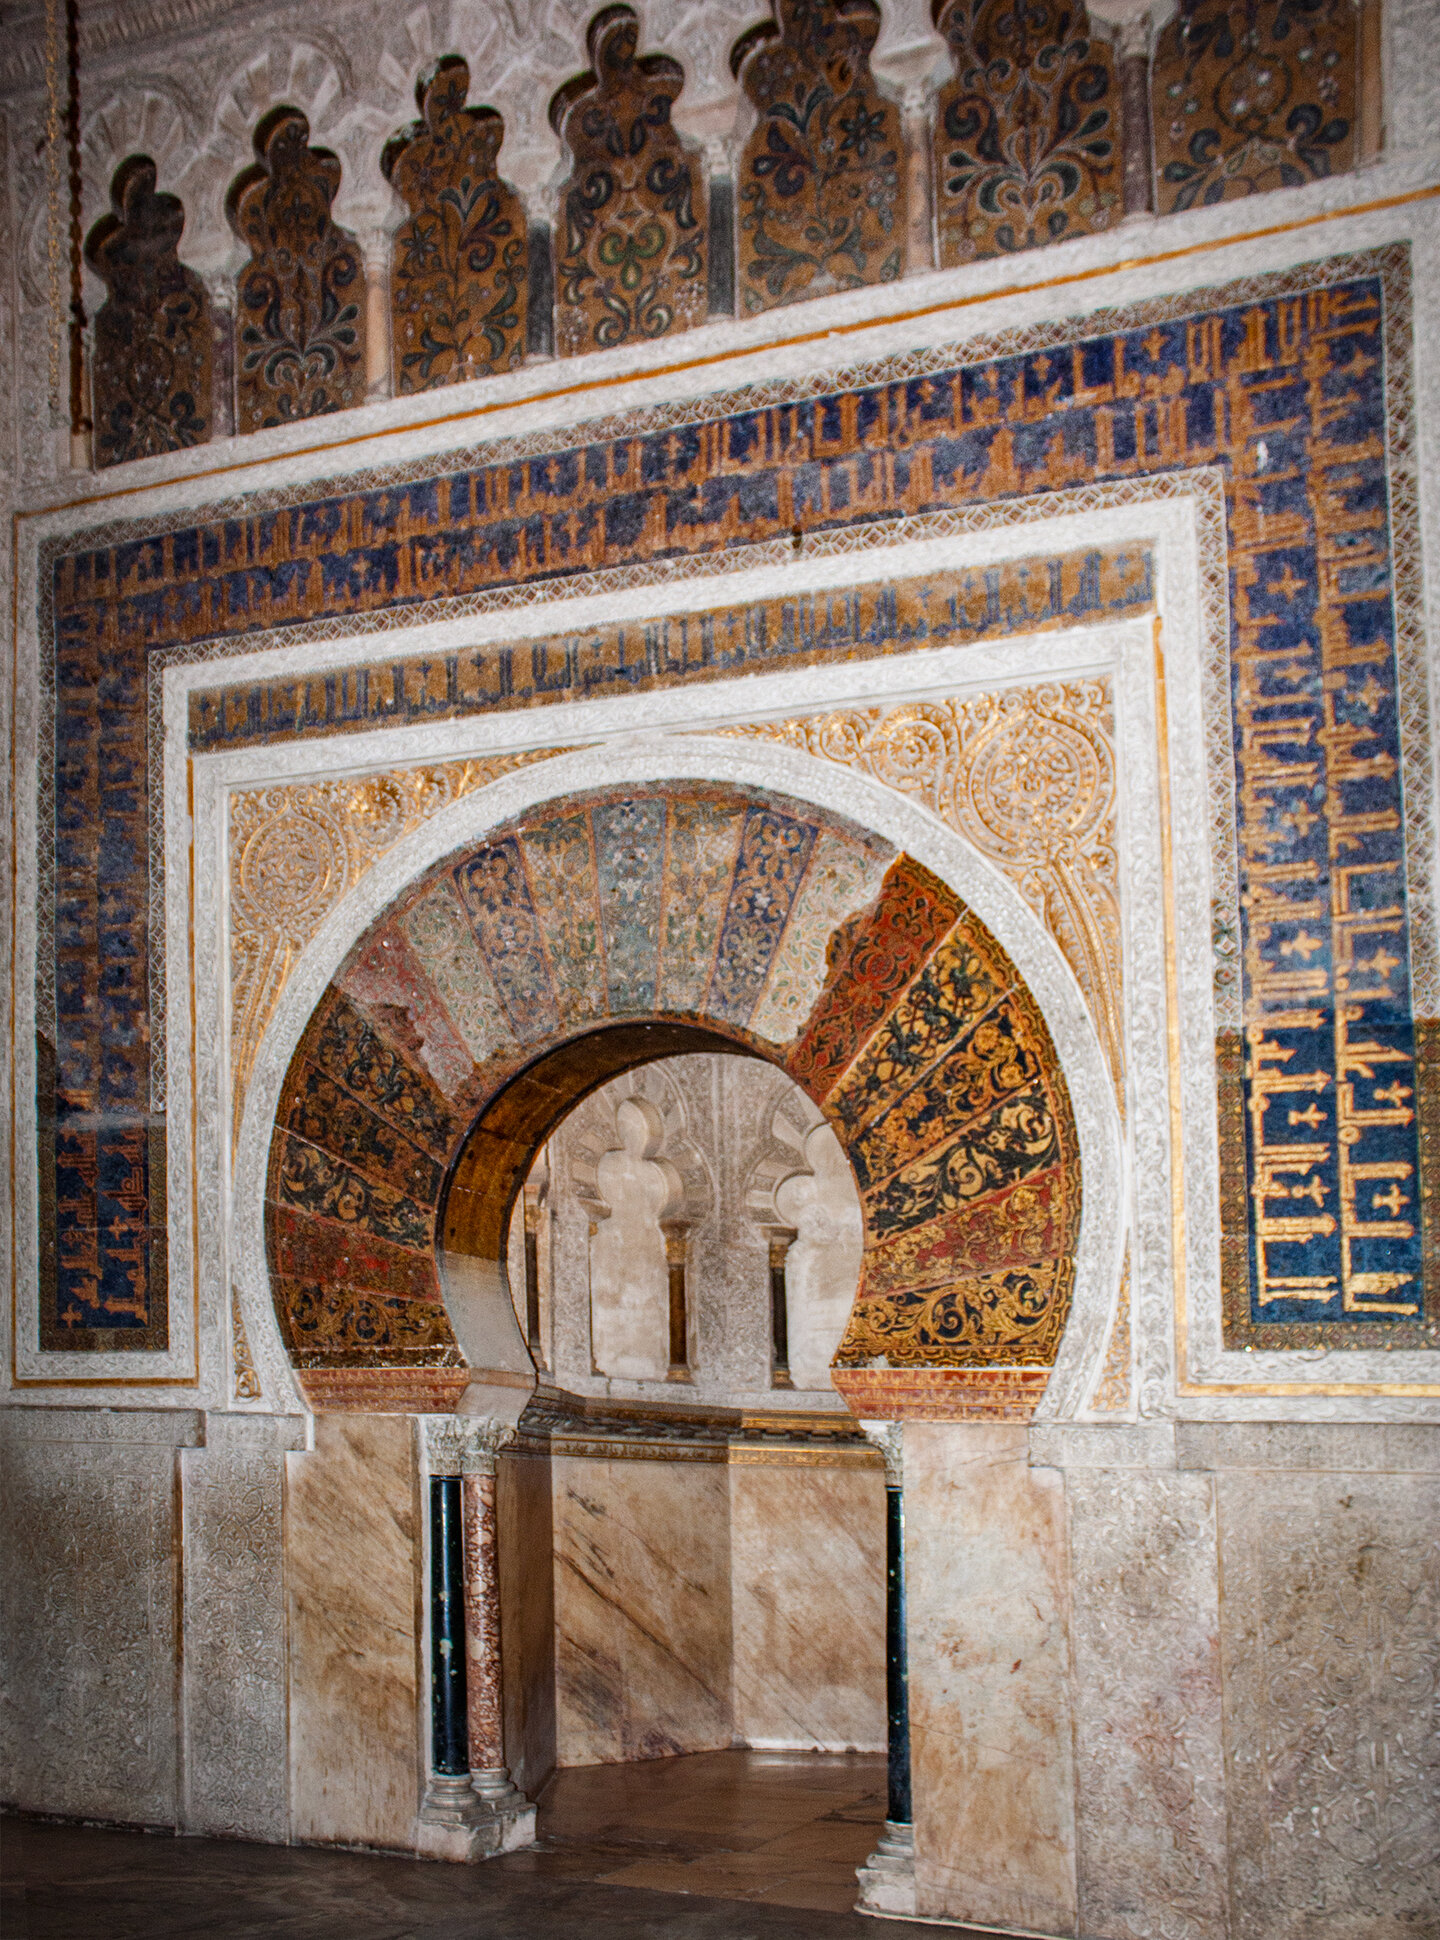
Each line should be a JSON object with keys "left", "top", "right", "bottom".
{"left": 44, "top": 0, "right": 63, "bottom": 418}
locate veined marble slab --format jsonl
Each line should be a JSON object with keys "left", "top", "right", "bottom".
{"left": 729, "top": 1460, "right": 885, "bottom": 1753}
{"left": 905, "top": 1422, "right": 1077, "bottom": 1934}
{"left": 552, "top": 1453, "right": 732, "bottom": 1766}
{"left": 287, "top": 1414, "right": 423, "bottom": 1849}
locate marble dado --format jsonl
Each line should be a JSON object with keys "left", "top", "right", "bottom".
{"left": 3, "top": 1407, "right": 1436, "bottom": 1935}
{"left": 286, "top": 1412, "right": 425, "bottom": 1852}
{"left": 549, "top": 1440, "right": 886, "bottom": 1767}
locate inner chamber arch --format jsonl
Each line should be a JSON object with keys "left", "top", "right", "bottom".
{"left": 265, "top": 777, "right": 1087, "bottom": 1419}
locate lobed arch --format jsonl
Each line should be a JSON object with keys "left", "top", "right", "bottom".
{"left": 234, "top": 739, "right": 1123, "bottom": 1423}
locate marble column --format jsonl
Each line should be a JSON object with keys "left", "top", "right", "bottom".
{"left": 856, "top": 1421, "right": 916, "bottom": 1918}
{"left": 418, "top": 1420, "right": 536, "bottom": 1861}
{"left": 706, "top": 139, "right": 736, "bottom": 317}
{"left": 664, "top": 1222, "right": 692, "bottom": 1381}
{"left": 767, "top": 1228, "right": 797, "bottom": 1389}
{"left": 524, "top": 193, "right": 555, "bottom": 363}
{"left": 362, "top": 234, "right": 391, "bottom": 401}
{"left": 522, "top": 1196, "right": 543, "bottom": 1362}
{"left": 1089, "top": 0, "right": 1154, "bottom": 220}
{"left": 463, "top": 1464, "right": 529, "bottom": 1819}
{"left": 902, "top": 85, "right": 936, "bottom": 277}
{"left": 205, "top": 271, "right": 235, "bottom": 438}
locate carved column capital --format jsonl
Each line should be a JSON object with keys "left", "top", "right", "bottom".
{"left": 425, "top": 1415, "right": 516, "bottom": 1477}
{"left": 1086, "top": 0, "right": 1156, "bottom": 57}
{"left": 765, "top": 1226, "right": 798, "bottom": 1273}
{"left": 860, "top": 1418, "right": 904, "bottom": 1489}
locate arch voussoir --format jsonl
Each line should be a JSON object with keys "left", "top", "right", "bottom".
{"left": 265, "top": 778, "right": 1083, "bottom": 1420}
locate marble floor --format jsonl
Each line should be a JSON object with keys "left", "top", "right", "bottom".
{"left": 515, "top": 1747, "right": 890, "bottom": 1912}
{"left": 2, "top": 1750, "right": 978, "bottom": 1939}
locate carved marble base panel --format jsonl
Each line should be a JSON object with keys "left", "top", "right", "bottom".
{"left": 856, "top": 1819, "right": 917, "bottom": 1919}
{"left": 1217, "top": 1465, "right": 1440, "bottom": 1939}
{"left": 181, "top": 1412, "right": 306, "bottom": 1840}
{"left": 416, "top": 1772, "right": 536, "bottom": 1863}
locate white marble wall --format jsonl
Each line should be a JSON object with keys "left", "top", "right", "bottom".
{"left": 548, "top": 1448, "right": 886, "bottom": 1768}
{"left": 729, "top": 1458, "right": 885, "bottom": 1753}
{"left": 552, "top": 1453, "right": 734, "bottom": 1766}
{"left": 286, "top": 1413, "right": 425, "bottom": 1850}
{"left": 519, "top": 1053, "right": 863, "bottom": 1411}
{"left": 1061, "top": 1450, "right": 1228, "bottom": 1940}
{"left": 1193, "top": 1425, "right": 1440, "bottom": 1940}
{"left": 181, "top": 1412, "right": 306, "bottom": 1840}
{"left": 901, "top": 1421, "right": 1440, "bottom": 1939}
{"left": 1, "top": 1407, "right": 198, "bottom": 1826}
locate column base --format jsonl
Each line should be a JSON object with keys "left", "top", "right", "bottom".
{"left": 856, "top": 1820, "right": 916, "bottom": 1919}
{"left": 417, "top": 1770, "right": 536, "bottom": 1862}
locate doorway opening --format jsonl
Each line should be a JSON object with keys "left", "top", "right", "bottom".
{"left": 491, "top": 1050, "right": 889, "bottom": 1914}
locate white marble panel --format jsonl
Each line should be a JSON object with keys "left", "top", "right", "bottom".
{"left": 0, "top": 1408, "right": 199, "bottom": 1824}
{"left": 552, "top": 1453, "right": 732, "bottom": 1766}
{"left": 729, "top": 1458, "right": 885, "bottom": 1753}
{"left": 181, "top": 1411, "right": 307, "bottom": 1839}
{"left": 1217, "top": 1466, "right": 1440, "bottom": 1939}
{"left": 1067, "top": 1468, "right": 1227, "bottom": 1940}
{"left": 905, "top": 1422, "right": 1077, "bottom": 1935}
{"left": 287, "top": 1413, "right": 424, "bottom": 1850}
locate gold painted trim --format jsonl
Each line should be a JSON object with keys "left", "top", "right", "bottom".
{"left": 728, "top": 1445, "right": 882, "bottom": 1468}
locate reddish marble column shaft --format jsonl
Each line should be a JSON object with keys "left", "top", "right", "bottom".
{"left": 461, "top": 1469, "right": 505, "bottom": 1782}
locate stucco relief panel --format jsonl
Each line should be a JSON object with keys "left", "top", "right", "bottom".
{"left": 0, "top": 1417, "right": 191, "bottom": 1824}
{"left": 180, "top": 1413, "right": 304, "bottom": 1840}
{"left": 725, "top": 678, "right": 1124, "bottom": 1103}
{"left": 1067, "top": 1468, "right": 1227, "bottom": 1940}
{"left": 1217, "top": 1466, "right": 1440, "bottom": 1937}
{"left": 228, "top": 750, "right": 564, "bottom": 1141}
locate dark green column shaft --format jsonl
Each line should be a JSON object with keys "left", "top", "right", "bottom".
{"left": 886, "top": 1481, "right": 912, "bottom": 1826}
{"left": 429, "top": 1474, "right": 469, "bottom": 1777}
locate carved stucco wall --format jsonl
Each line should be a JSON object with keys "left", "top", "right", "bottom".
{"left": 528, "top": 1051, "right": 865, "bottom": 1406}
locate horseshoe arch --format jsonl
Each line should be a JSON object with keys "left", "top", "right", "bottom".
{"left": 249, "top": 747, "right": 1119, "bottom": 1422}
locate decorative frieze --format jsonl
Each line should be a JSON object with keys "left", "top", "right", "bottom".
{"left": 551, "top": 7, "right": 707, "bottom": 356}
{"left": 383, "top": 61, "right": 528, "bottom": 392}
{"left": 733, "top": 0, "right": 904, "bottom": 313}
{"left": 85, "top": 155, "right": 213, "bottom": 465}
{"left": 228, "top": 107, "right": 367, "bottom": 429}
